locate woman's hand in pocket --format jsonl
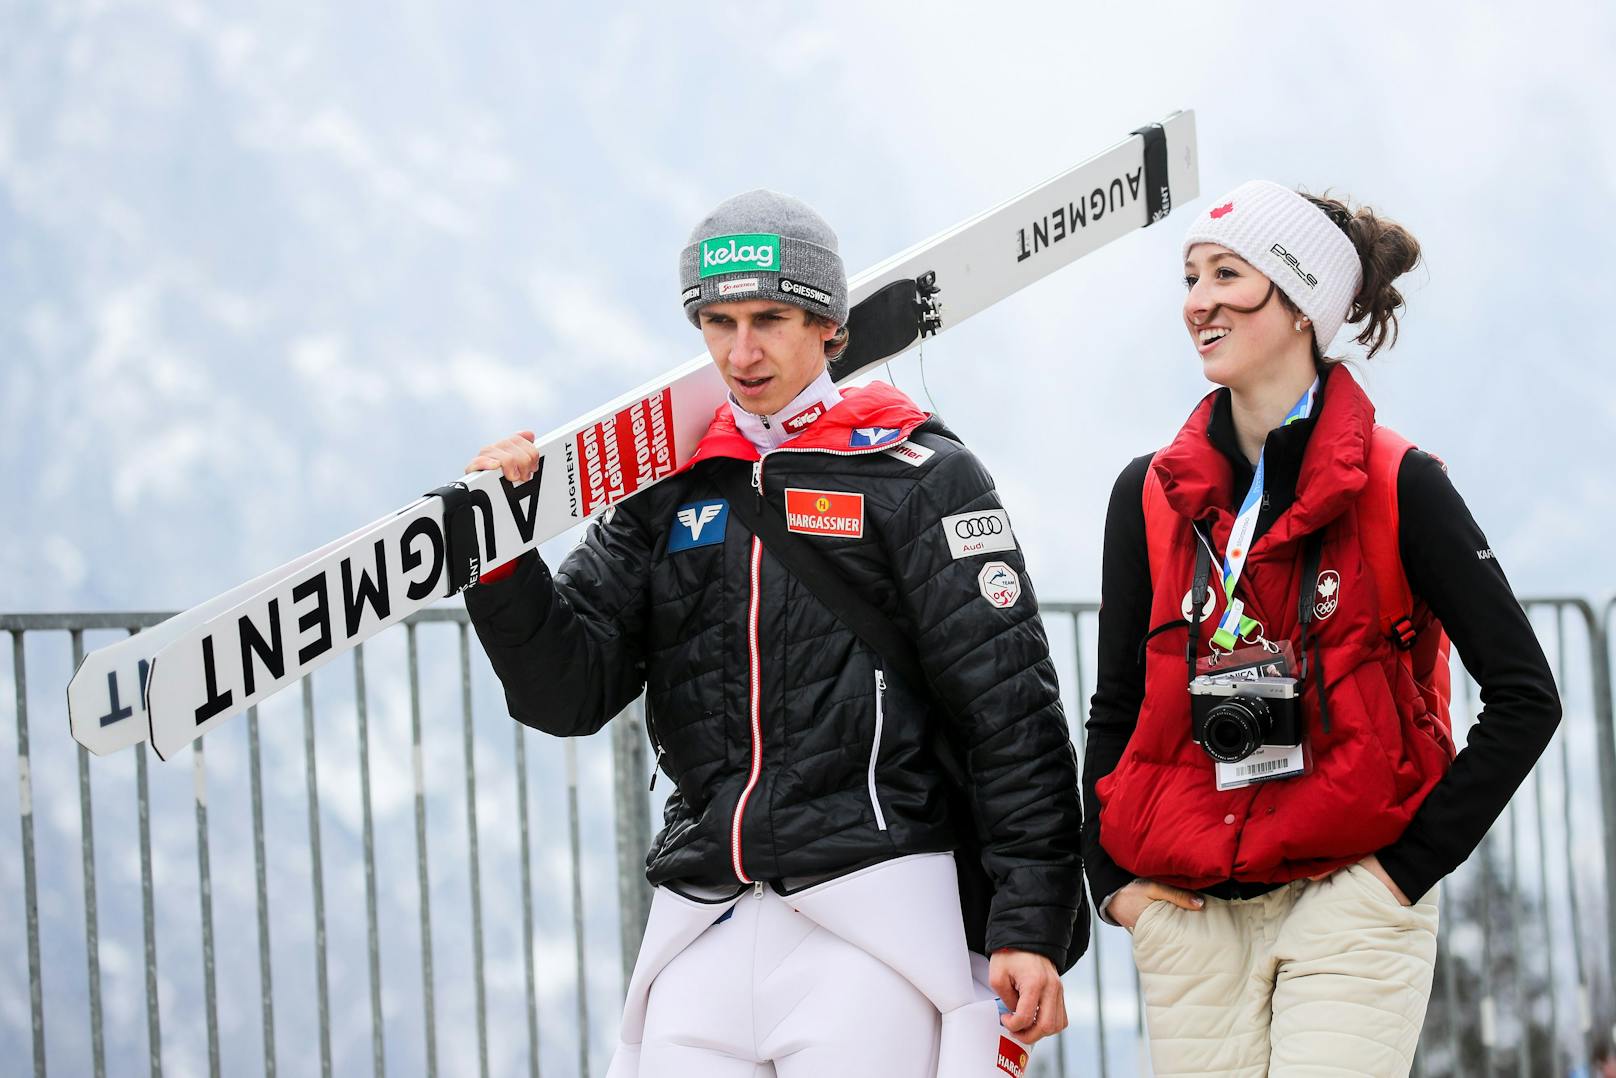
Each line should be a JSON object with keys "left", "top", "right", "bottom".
{"left": 1112, "top": 879, "right": 1204, "bottom": 930}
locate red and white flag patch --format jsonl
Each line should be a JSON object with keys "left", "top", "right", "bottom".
{"left": 784, "top": 488, "right": 864, "bottom": 539}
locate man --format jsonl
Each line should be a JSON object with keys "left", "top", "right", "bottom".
{"left": 465, "top": 191, "right": 1083, "bottom": 1076}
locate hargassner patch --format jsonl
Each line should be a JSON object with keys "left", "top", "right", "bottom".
{"left": 699, "top": 234, "right": 780, "bottom": 278}
{"left": 940, "top": 509, "right": 1016, "bottom": 560}
{"left": 718, "top": 278, "right": 759, "bottom": 298}
{"left": 850, "top": 426, "right": 903, "bottom": 449}
{"left": 668, "top": 500, "right": 728, "bottom": 553}
{"left": 977, "top": 561, "right": 1021, "bottom": 609}
{"left": 884, "top": 442, "right": 935, "bottom": 468}
{"left": 996, "top": 1036, "right": 1029, "bottom": 1078}
{"left": 784, "top": 488, "right": 864, "bottom": 539}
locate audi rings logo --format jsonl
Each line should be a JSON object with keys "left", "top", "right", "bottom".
{"left": 940, "top": 508, "right": 1016, "bottom": 560}
{"left": 954, "top": 515, "right": 1005, "bottom": 539}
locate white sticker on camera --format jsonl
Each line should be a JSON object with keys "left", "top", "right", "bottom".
{"left": 1215, "top": 744, "right": 1308, "bottom": 791}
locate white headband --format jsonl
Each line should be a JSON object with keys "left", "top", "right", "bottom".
{"left": 1182, "top": 180, "right": 1362, "bottom": 353}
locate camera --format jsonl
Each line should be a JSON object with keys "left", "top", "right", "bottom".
{"left": 1188, "top": 676, "right": 1303, "bottom": 764}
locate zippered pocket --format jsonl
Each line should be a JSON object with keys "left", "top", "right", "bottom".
{"left": 645, "top": 698, "right": 667, "bottom": 792}
{"left": 867, "top": 669, "right": 889, "bottom": 831}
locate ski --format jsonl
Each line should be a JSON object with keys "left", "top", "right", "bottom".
{"left": 66, "top": 110, "right": 1198, "bottom": 759}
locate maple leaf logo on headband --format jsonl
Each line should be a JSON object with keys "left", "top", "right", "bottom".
{"left": 1210, "top": 202, "right": 1234, "bottom": 219}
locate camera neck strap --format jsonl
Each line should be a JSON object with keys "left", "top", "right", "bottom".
{"left": 1209, "top": 377, "right": 1320, "bottom": 651}
{"left": 1187, "top": 532, "right": 1214, "bottom": 685}
{"left": 1295, "top": 532, "right": 1332, "bottom": 733}
{"left": 1188, "top": 526, "right": 1333, "bottom": 733}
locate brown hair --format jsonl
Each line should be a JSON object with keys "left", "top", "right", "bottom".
{"left": 803, "top": 310, "right": 851, "bottom": 361}
{"left": 1279, "top": 192, "right": 1422, "bottom": 360}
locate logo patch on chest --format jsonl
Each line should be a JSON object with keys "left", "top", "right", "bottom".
{"left": 850, "top": 426, "right": 902, "bottom": 448}
{"left": 1182, "top": 586, "right": 1218, "bottom": 622}
{"left": 668, "top": 500, "right": 729, "bottom": 552}
{"left": 1314, "top": 569, "right": 1340, "bottom": 620}
{"left": 784, "top": 488, "right": 864, "bottom": 538}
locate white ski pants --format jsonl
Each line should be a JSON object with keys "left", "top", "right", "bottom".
{"left": 639, "top": 882, "right": 940, "bottom": 1076}
{"left": 1129, "top": 863, "right": 1439, "bottom": 1077}
{"left": 605, "top": 853, "right": 1034, "bottom": 1078}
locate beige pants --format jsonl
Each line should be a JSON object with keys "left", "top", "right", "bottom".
{"left": 1129, "top": 863, "right": 1439, "bottom": 1077}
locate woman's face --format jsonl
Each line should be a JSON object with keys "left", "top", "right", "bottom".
{"left": 1182, "top": 243, "right": 1300, "bottom": 391}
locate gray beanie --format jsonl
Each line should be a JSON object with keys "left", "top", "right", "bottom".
{"left": 678, "top": 189, "right": 849, "bottom": 327}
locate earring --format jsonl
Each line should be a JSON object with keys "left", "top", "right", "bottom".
{"left": 1294, "top": 318, "right": 1310, "bottom": 332}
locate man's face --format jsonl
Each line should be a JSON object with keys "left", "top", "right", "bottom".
{"left": 698, "top": 300, "right": 835, "bottom": 416}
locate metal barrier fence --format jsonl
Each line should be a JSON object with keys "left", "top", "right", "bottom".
{"left": 3, "top": 600, "right": 1614, "bottom": 1077}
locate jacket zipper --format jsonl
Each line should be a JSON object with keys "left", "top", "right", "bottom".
{"left": 868, "top": 669, "right": 889, "bottom": 831}
{"left": 728, "top": 435, "right": 913, "bottom": 883}
{"left": 731, "top": 534, "right": 765, "bottom": 884}
{"left": 645, "top": 699, "right": 666, "bottom": 792}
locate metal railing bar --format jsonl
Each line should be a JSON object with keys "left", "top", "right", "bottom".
{"left": 353, "top": 645, "right": 386, "bottom": 1078}
{"left": 302, "top": 678, "right": 332, "bottom": 1077}
{"left": 1553, "top": 606, "right": 1592, "bottom": 1064}
{"left": 1068, "top": 613, "right": 1101, "bottom": 1078}
{"left": 515, "top": 724, "right": 541, "bottom": 1078}
{"left": 247, "top": 705, "right": 276, "bottom": 1077}
{"left": 459, "top": 624, "right": 491, "bottom": 1078}
{"left": 193, "top": 740, "right": 221, "bottom": 1078}
{"left": 565, "top": 738, "right": 590, "bottom": 1078}
{"left": 1507, "top": 801, "right": 1527, "bottom": 1078}
{"left": 136, "top": 744, "right": 163, "bottom": 1078}
{"left": 408, "top": 624, "right": 438, "bottom": 1078}
{"left": 13, "top": 630, "right": 46, "bottom": 1078}
{"left": 71, "top": 629, "right": 107, "bottom": 1078}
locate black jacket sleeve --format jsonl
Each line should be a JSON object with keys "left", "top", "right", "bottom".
{"left": 1374, "top": 451, "right": 1562, "bottom": 901}
{"left": 884, "top": 443, "right": 1086, "bottom": 969}
{"left": 1082, "top": 454, "right": 1154, "bottom": 916}
{"left": 463, "top": 502, "right": 656, "bottom": 737}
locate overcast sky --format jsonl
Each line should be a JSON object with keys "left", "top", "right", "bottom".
{"left": 3, "top": 2, "right": 1613, "bottom": 1074}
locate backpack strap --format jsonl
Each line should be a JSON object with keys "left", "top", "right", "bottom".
{"left": 1359, "top": 426, "right": 1457, "bottom": 756}
{"left": 1360, "top": 426, "right": 1420, "bottom": 649}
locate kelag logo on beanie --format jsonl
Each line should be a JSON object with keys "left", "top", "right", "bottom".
{"left": 700, "top": 234, "right": 779, "bottom": 278}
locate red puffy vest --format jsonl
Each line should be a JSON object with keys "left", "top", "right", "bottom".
{"left": 1095, "top": 370, "right": 1455, "bottom": 888}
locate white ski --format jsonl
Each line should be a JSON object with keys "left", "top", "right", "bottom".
{"left": 67, "top": 111, "right": 1198, "bottom": 760}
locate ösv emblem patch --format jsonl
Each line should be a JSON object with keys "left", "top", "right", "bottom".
{"left": 977, "top": 561, "right": 1022, "bottom": 609}
{"left": 850, "top": 426, "right": 903, "bottom": 448}
{"left": 669, "top": 500, "right": 728, "bottom": 553}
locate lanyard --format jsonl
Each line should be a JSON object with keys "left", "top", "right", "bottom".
{"left": 1210, "top": 378, "right": 1319, "bottom": 651}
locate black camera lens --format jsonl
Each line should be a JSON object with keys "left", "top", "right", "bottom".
{"left": 1202, "top": 697, "right": 1275, "bottom": 763}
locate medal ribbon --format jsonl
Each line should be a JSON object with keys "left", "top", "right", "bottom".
{"left": 1210, "top": 378, "right": 1320, "bottom": 650}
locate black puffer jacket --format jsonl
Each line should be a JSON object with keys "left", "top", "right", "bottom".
{"left": 466, "top": 383, "right": 1084, "bottom": 967}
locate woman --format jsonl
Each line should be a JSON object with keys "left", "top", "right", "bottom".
{"left": 1083, "top": 180, "right": 1561, "bottom": 1077}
